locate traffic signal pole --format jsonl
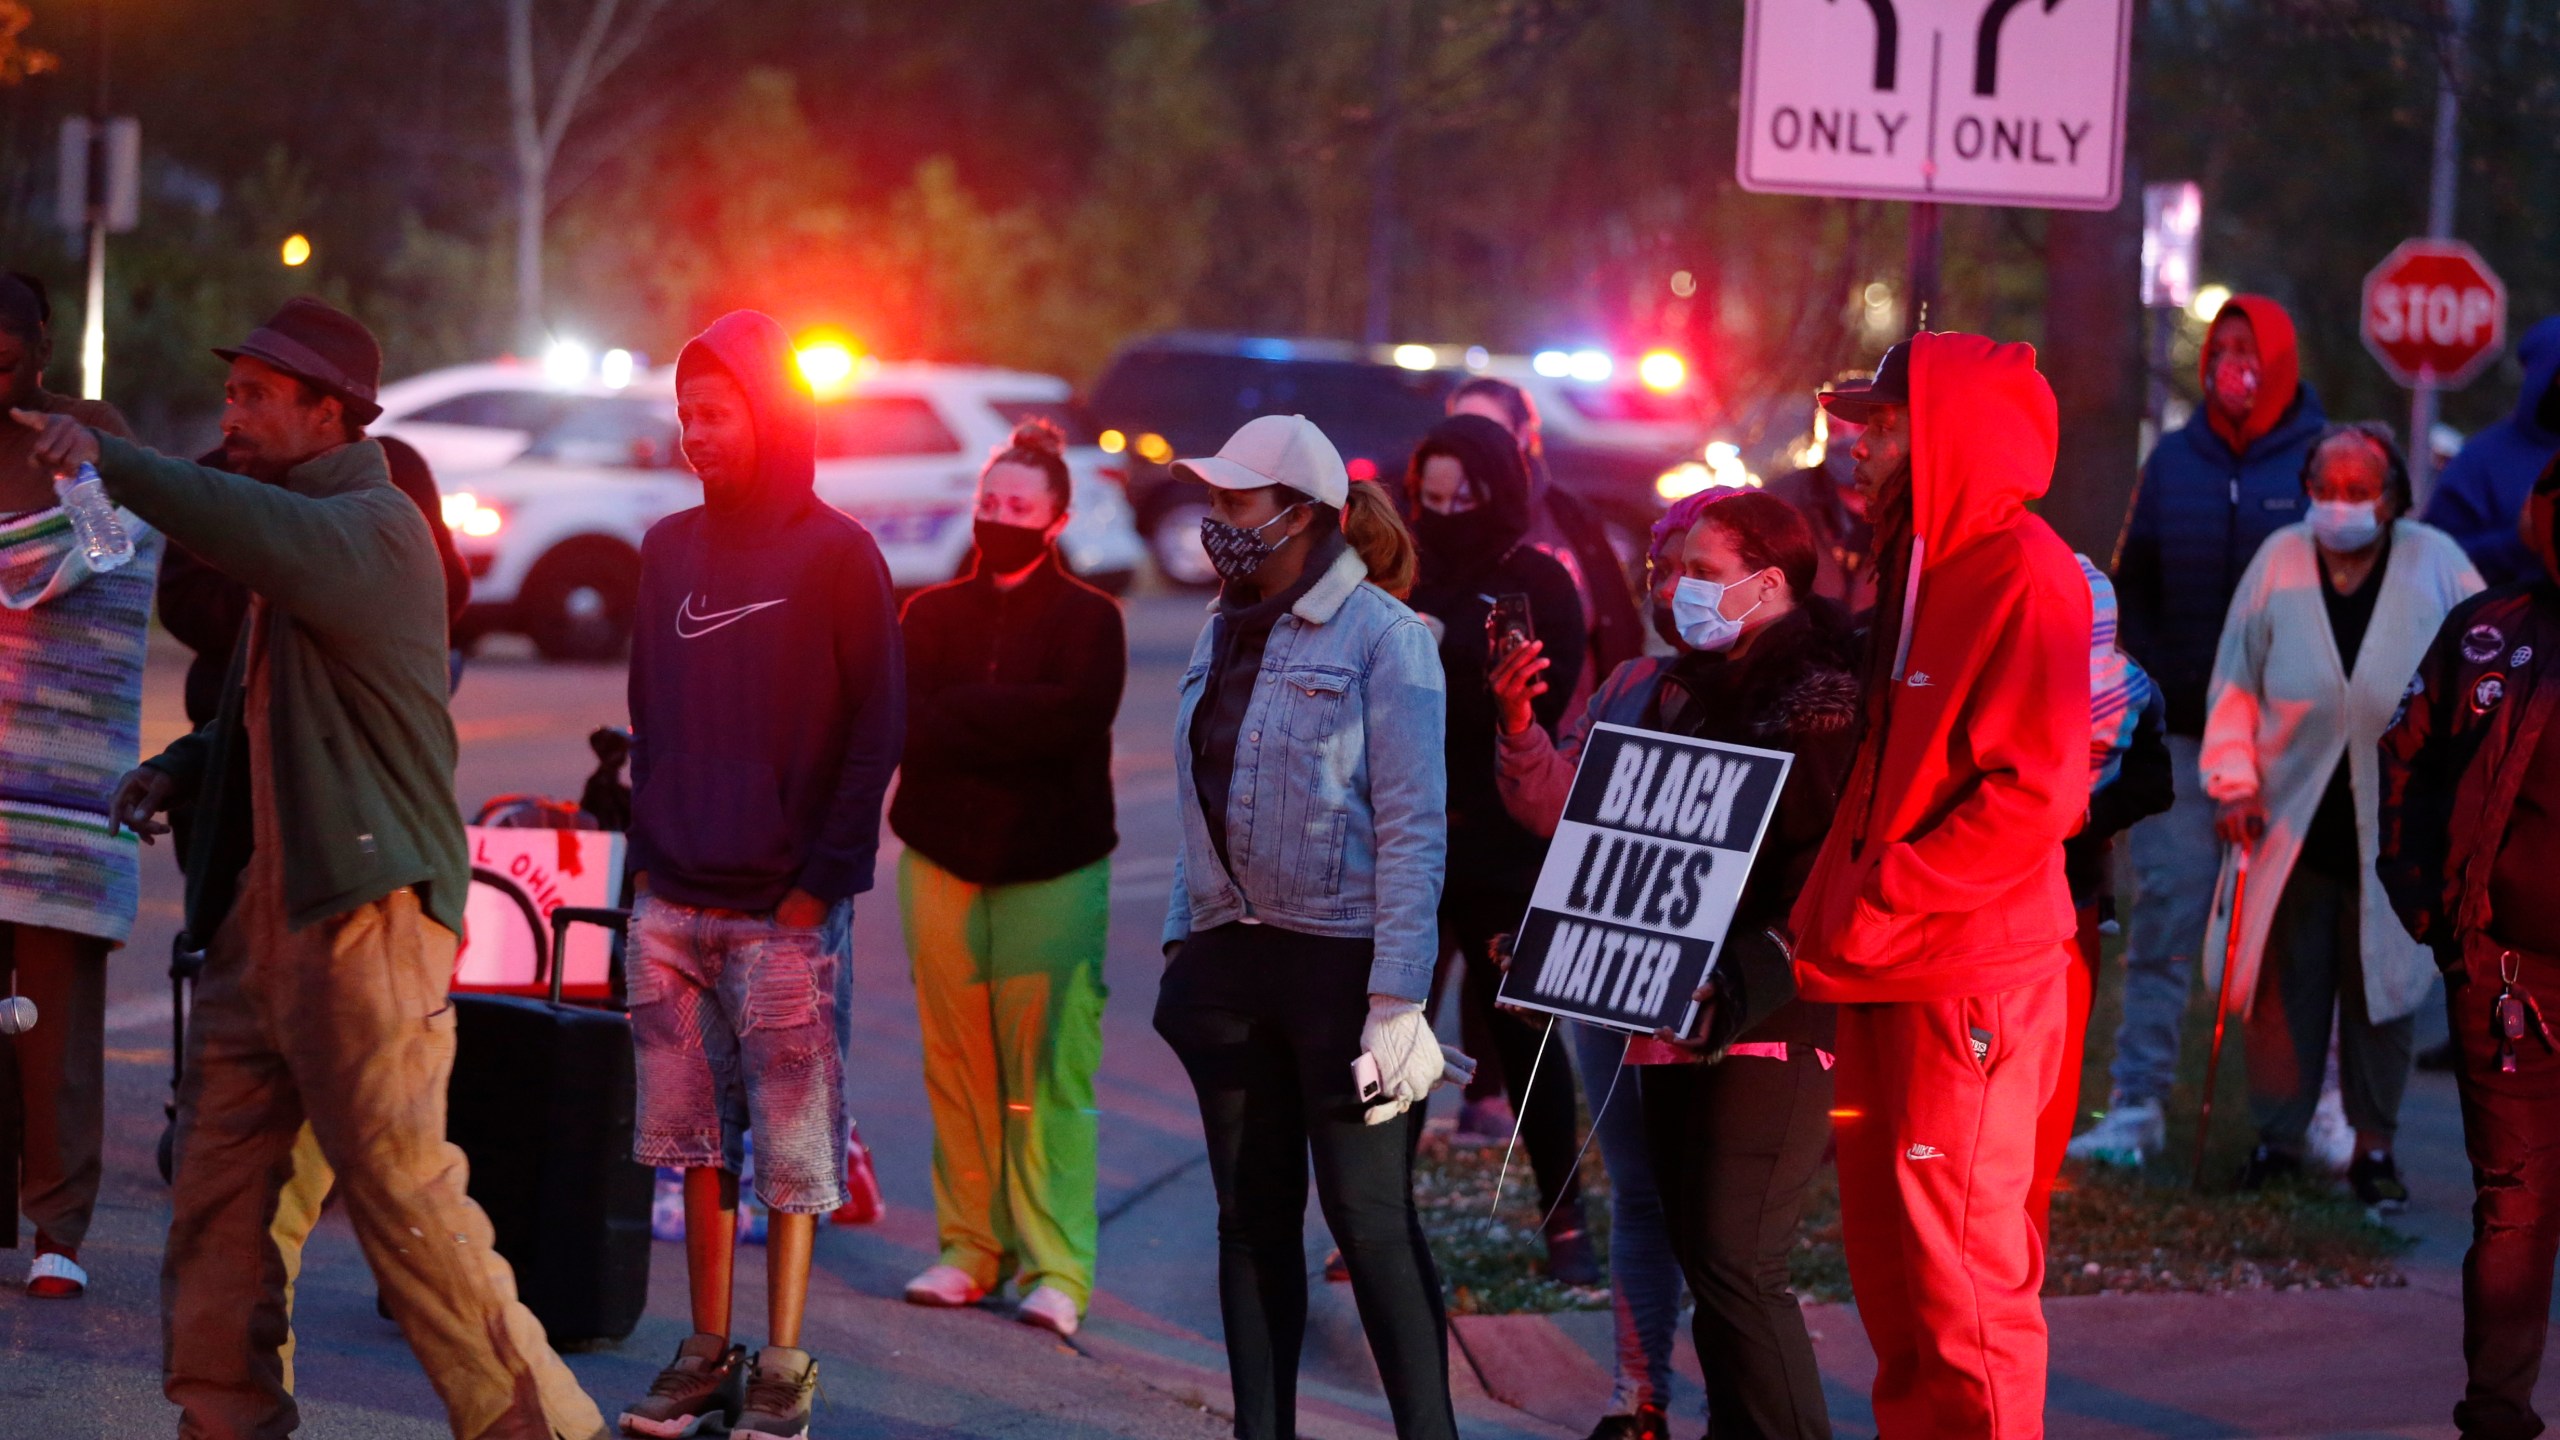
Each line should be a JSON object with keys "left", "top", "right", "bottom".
{"left": 2409, "top": 0, "right": 2470, "bottom": 506}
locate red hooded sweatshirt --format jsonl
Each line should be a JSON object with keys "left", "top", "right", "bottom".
{"left": 2203, "top": 295, "right": 2302, "bottom": 454}
{"left": 1790, "top": 332, "right": 2092, "bottom": 1003}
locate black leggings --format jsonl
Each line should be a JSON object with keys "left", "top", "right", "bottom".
{"left": 1437, "top": 885, "right": 1585, "bottom": 1229}
{"left": 1154, "top": 924, "right": 1458, "bottom": 1440}
{"left": 1641, "top": 1049, "right": 1836, "bottom": 1440}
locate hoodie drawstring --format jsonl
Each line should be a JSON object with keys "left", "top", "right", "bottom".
{"left": 1889, "top": 536, "right": 1925, "bottom": 683}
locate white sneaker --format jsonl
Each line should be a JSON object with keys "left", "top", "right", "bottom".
{"left": 2065, "top": 1098, "right": 2165, "bottom": 1167}
{"left": 1016, "top": 1284, "right": 1080, "bottom": 1338}
{"left": 2305, "top": 1085, "right": 2356, "bottom": 1175}
{"left": 901, "top": 1264, "right": 986, "bottom": 1308}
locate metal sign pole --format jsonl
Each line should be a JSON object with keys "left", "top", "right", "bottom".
{"left": 2409, "top": 0, "right": 2470, "bottom": 506}
{"left": 77, "top": 0, "right": 109, "bottom": 401}
{"left": 1908, "top": 201, "right": 1942, "bottom": 334}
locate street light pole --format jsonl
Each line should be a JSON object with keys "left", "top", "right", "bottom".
{"left": 2409, "top": 0, "right": 2470, "bottom": 505}
{"left": 78, "top": 0, "right": 108, "bottom": 401}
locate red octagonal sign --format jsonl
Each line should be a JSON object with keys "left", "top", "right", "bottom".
{"left": 2362, "top": 239, "right": 2508, "bottom": 389}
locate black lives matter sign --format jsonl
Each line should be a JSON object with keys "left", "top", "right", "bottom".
{"left": 1497, "top": 724, "right": 1792, "bottom": 1037}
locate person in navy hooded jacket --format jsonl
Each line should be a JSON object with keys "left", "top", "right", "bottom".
{"left": 619, "top": 310, "right": 904, "bottom": 1440}
{"left": 2075, "top": 294, "right": 2327, "bottom": 1167}
{"left": 2425, "top": 315, "right": 2560, "bottom": 587}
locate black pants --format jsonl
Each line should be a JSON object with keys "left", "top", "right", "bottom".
{"left": 1641, "top": 1048, "right": 1836, "bottom": 1440}
{"left": 1154, "top": 923, "right": 1458, "bottom": 1440}
{"left": 2450, "top": 934, "right": 2560, "bottom": 1440}
{"left": 2245, "top": 866, "right": 2416, "bottom": 1150}
{"left": 1436, "top": 885, "right": 1584, "bottom": 1229}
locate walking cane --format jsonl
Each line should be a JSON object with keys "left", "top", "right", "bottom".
{"left": 2190, "top": 848, "right": 2251, "bottom": 1191}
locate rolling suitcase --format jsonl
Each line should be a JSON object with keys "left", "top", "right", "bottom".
{"left": 446, "top": 905, "right": 652, "bottom": 1347}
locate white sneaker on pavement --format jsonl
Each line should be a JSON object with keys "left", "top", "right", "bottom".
{"left": 2064, "top": 1098, "right": 2165, "bottom": 1168}
{"left": 902, "top": 1264, "right": 986, "bottom": 1308}
{"left": 1016, "top": 1284, "right": 1080, "bottom": 1338}
{"left": 2306, "top": 1083, "right": 2356, "bottom": 1175}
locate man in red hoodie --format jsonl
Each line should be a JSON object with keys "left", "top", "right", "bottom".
{"left": 1791, "top": 333, "right": 2092, "bottom": 1438}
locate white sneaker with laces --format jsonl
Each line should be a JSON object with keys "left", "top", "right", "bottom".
{"left": 2064, "top": 1098, "right": 2165, "bottom": 1168}
{"left": 902, "top": 1264, "right": 986, "bottom": 1308}
{"left": 1016, "top": 1284, "right": 1080, "bottom": 1338}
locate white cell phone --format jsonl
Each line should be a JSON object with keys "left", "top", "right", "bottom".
{"left": 1352, "top": 1051, "right": 1385, "bottom": 1105}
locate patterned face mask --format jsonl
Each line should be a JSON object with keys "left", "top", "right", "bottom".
{"left": 1200, "top": 503, "right": 1304, "bottom": 585}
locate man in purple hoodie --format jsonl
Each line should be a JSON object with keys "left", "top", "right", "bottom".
{"left": 617, "top": 311, "right": 903, "bottom": 1440}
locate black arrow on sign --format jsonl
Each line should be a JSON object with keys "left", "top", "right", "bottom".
{"left": 1828, "top": 0, "right": 1900, "bottom": 92}
{"left": 1975, "top": 0, "right": 2064, "bottom": 96}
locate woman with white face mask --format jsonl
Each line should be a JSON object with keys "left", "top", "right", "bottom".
{"left": 2201, "top": 422, "right": 2482, "bottom": 1207}
{"left": 1490, "top": 490, "right": 1856, "bottom": 1440}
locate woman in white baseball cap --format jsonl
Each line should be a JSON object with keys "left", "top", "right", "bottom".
{"left": 1151, "top": 414, "right": 1466, "bottom": 1440}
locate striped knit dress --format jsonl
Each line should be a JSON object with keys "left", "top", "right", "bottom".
{"left": 0, "top": 505, "right": 163, "bottom": 944}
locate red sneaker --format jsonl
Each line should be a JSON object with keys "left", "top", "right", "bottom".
{"left": 26, "top": 1247, "right": 87, "bottom": 1299}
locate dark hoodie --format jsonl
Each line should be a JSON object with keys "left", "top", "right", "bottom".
{"left": 1790, "top": 332, "right": 2092, "bottom": 1003}
{"left": 627, "top": 311, "right": 904, "bottom": 910}
{"left": 1408, "top": 413, "right": 1588, "bottom": 895}
{"left": 2115, "top": 294, "right": 2327, "bottom": 734}
{"left": 2424, "top": 315, "right": 2560, "bottom": 586}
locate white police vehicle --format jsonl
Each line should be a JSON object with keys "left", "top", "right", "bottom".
{"left": 380, "top": 361, "right": 1145, "bottom": 660}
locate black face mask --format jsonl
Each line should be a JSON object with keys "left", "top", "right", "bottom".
{"left": 1201, "top": 504, "right": 1302, "bottom": 586}
{"left": 973, "top": 518, "right": 1050, "bottom": 574}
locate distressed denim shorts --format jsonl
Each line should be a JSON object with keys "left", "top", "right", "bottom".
{"left": 628, "top": 894, "right": 850, "bottom": 1214}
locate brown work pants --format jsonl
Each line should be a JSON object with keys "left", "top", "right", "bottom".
{"left": 161, "top": 879, "right": 604, "bottom": 1440}
{"left": 0, "top": 921, "right": 110, "bottom": 1251}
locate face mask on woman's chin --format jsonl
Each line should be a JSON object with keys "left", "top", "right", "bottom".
{"left": 2309, "top": 499, "right": 2383, "bottom": 552}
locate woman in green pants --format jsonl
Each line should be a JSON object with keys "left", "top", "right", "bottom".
{"left": 891, "top": 419, "right": 1127, "bottom": 1336}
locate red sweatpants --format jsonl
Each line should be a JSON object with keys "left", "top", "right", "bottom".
{"left": 1834, "top": 957, "right": 2072, "bottom": 1440}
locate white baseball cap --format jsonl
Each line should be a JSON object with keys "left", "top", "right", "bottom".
{"left": 1171, "top": 414, "right": 1350, "bottom": 508}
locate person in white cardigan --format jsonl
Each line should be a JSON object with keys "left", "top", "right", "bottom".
{"left": 2201, "top": 421, "right": 2483, "bottom": 1208}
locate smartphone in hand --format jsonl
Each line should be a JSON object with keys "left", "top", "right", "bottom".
{"left": 1485, "top": 592, "right": 1535, "bottom": 662}
{"left": 1353, "top": 1051, "right": 1385, "bottom": 1105}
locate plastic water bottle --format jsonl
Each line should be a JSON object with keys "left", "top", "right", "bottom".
{"left": 55, "top": 462, "right": 132, "bottom": 573}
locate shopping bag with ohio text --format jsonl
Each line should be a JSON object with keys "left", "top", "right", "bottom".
{"left": 1497, "top": 723, "right": 1792, "bottom": 1037}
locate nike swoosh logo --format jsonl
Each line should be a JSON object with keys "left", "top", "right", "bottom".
{"left": 675, "top": 593, "right": 788, "bottom": 639}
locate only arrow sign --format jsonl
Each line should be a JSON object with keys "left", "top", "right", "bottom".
{"left": 1976, "top": 0, "right": 2065, "bottom": 96}
{"left": 1828, "top": 0, "right": 1900, "bottom": 92}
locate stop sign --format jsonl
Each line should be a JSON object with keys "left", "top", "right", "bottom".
{"left": 2362, "top": 239, "right": 2508, "bottom": 388}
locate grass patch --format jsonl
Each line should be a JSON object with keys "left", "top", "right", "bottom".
{"left": 1415, "top": 1125, "right": 1614, "bottom": 1315}
{"left": 1416, "top": 927, "right": 2412, "bottom": 1313}
{"left": 2044, "top": 1162, "right": 2411, "bottom": 1294}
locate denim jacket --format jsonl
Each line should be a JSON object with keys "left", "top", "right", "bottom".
{"left": 1163, "top": 546, "right": 1448, "bottom": 1000}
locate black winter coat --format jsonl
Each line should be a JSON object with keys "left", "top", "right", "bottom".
{"left": 891, "top": 553, "right": 1125, "bottom": 885}
{"left": 1645, "top": 607, "right": 1859, "bottom": 1052}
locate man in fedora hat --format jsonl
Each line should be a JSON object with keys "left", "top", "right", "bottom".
{"left": 15, "top": 296, "right": 605, "bottom": 1440}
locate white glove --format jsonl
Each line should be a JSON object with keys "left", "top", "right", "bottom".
{"left": 1360, "top": 998, "right": 1475, "bottom": 1126}
{"left": 1439, "top": 1043, "right": 1477, "bottom": 1089}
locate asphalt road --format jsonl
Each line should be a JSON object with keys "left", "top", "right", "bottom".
{"left": 0, "top": 590, "right": 1343, "bottom": 1439}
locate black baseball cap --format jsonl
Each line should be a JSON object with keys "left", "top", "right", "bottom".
{"left": 215, "top": 297, "right": 384, "bottom": 426}
{"left": 1819, "top": 340, "right": 1912, "bottom": 423}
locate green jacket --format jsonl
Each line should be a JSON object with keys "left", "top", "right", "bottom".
{"left": 96, "top": 435, "right": 467, "bottom": 940}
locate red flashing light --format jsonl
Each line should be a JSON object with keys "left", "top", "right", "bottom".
{"left": 1347, "top": 457, "right": 1379, "bottom": 482}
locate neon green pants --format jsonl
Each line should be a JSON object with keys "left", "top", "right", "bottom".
{"left": 899, "top": 850, "right": 1109, "bottom": 1309}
